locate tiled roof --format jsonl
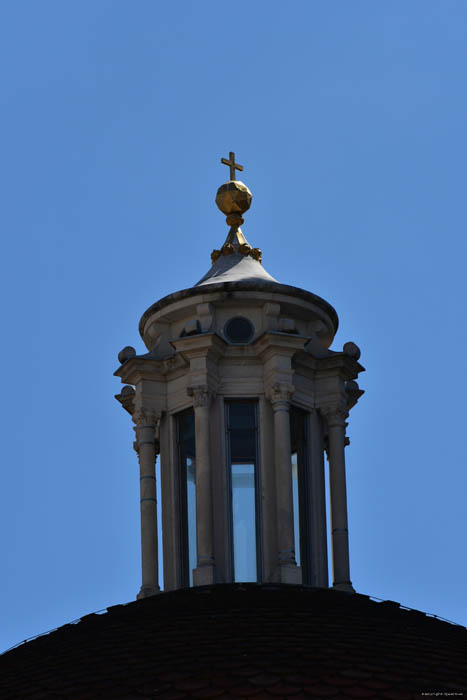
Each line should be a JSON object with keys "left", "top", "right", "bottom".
{"left": 1, "top": 584, "right": 466, "bottom": 699}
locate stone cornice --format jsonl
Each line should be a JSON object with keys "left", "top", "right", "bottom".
{"left": 114, "top": 354, "right": 188, "bottom": 384}
{"left": 170, "top": 332, "right": 227, "bottom": 360}
{"left": 254, "top": 331, "right": 310, "bottom": 359}
{"left": 293, "top": 350, "right": 365, "bottom": 380}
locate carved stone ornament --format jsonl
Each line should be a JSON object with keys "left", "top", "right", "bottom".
{"left": 132, "top": 408, "right": 161, "bottom": 453}
{"left": 118, "top": 346, "right": 136, "bottom": 364}
{"left": 187, "top": 385, "right": 213, "bottom": 408}
{"left": 210, "top": 241, "right": 262, "bottom": 264}
{"left": 221, "top": 242, "right": 235, "bottom": 256}
{"left": 132, "top": 407, "right": 157, "bottom": 426}
{"left": 320, "top": 402, "right": 348, "bottom": 429}
{"left": 210, "top": 249, "right": 222, "bottom": 264}
{"left": 250, "top": 247, "right": 262, "bottom": 262}
{"left": 267, "top": 382, "right": 295, "bottom": 406}
{"left": 343, "top": 341, "right": 361, "bottom": 361}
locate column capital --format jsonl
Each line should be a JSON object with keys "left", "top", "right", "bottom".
{"left": 132, "top": 407, "right": 161, "bottom": 428}
{"left": 132, "top": 408, "right": 161, "bottom": 452}
{"left": 187, "top": 384, "right": 215, "bottom": 408}
{"left": 320, "top": 402, "right": 348, "bottom": 429}
{"left": 267, "top": 382, "right": 295, "bottom": 408}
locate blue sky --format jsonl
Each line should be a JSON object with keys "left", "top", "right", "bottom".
{"left": 1, "top": 0, "right": 467, "bottom": 652}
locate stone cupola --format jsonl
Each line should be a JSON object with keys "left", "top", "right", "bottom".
{"left": 115, "top": 152, "right": 364, "bottom": 599}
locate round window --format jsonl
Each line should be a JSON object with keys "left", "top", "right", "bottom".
{"left": 224, "top": 316, "right": 254, "bottom": 344}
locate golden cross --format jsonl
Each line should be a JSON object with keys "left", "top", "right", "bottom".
{"left": 221, "top": 151, "right": 244, "bottom": 180}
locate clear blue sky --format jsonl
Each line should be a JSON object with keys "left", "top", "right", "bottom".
{"left": 1, "top": 0, "right": 466, "bottom": 652}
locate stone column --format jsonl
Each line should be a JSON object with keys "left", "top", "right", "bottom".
{"left": 187, "top": 385, "right": 215, "bottom": 585}
{"left": 133, "top": 408, "right": 160, "bottom": 599}
{"left": 323, "top": 405, "right": 354, "bottom": 592}
{"left": 268, "top": 383, "right": 301, "bottom": 584}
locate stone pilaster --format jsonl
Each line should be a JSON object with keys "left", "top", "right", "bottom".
{"left": 133, "top": 408, "right": 160, "bottom": 599}
{"left": 187, "top": 384, "right": 215, "bottom": 585}
{"left": 268, "top": 382, "right": 301, "bottom": 584}
{"left": 321, "top": 402, "right": 354, "bottom": 593}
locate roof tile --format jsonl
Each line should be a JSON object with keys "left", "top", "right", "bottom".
{"left": 342, "top": 687, "right": 377, "bottom": 698}
{"left": 2, "top": 584, "right": 467, "bottom": 699}
{"left": 380, "top": 691, "right": 414, "bottom": 700}
{"left": 304, "top": 683, "right": 339, "bottom": 697}
{"left": 191, "top": 687, "right": 227, "bottom": 698}
{"left": 267, "top": 682, "right": 302, "bottom": 696}
{"left": 249, "top": 674, "right": 278, "bottom": 687}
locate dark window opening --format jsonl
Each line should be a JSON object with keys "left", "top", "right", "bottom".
{"left": 224, "top": 316, "right": 254, "bottom": 344}
{"left": 177, "top": 409, "right": 196, "bottom": 587}
{"left": 225, "top": 401, "right": 261, "bottom": 582}
{"left": 290, "top": 407, "right": 311, "bottom": 584}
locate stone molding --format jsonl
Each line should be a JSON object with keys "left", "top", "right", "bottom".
{"left": 114, "top": 354, "right": 188, "bottom": 386}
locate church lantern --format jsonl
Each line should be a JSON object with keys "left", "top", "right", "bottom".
{"left": 115, "top": 152, "right": 364, "bottom": 598}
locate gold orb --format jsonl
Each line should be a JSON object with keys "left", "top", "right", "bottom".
{"left": 216, "top": 181, "right": 252, "bottom": 216}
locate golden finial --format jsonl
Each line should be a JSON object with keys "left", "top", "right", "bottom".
{"left": 221, "top": 151, "right": 244, "bottom": 181}
{"left": 210, "top": 151, "right": 262, "bottom": 265}
{"left": 216, "top": 150, "right": 252, "bottom": 224}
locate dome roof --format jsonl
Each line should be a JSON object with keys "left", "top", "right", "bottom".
{"left": 2, "top": 584, "right": 466, "bottom": 698}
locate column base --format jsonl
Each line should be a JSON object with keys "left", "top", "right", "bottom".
{"left": 333, "top": 581, "right": 355, "bottom": 593}
{"left": 136, "top": 584, "right": 160, "bottom": 600}
{"left": 276, "top": 564, "right": 302, "bottom": 584}
{"left": 193, "top": 564, "right": 215, "bottom": 586}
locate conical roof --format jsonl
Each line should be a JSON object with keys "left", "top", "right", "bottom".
{"left": 194, "top": 175, "right": 280, "bottom": 287}
{"left": 196, "top": 227, "right": 278, "bottom": 286}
